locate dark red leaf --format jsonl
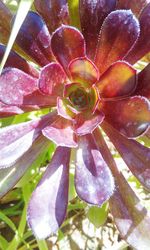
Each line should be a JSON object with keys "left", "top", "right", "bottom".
{"left": 34, "top": 0, "right": 70, "bottom": 33}
{"left": 96, "top": 61, "right": 137, "bottom": 99}
{"left": 102, "top": 122, "right": 150, "bottom": 190}
{"left": 79, "top": 0, "right": 116, "bottom": 59}
{"left": 16, "top": 11, "right": 54, "bottom": 66}
{"left": 95, "top": 10, "right": 140, "bottom": 74}
{"left": 125, "top": 3, "right": 150, "bottom": 64}
{"left": 39, "top": 62, "right": 68, "bottom": 96}
{"left": 93, "top": 128, "right": 150, "bottom": 250}
{"left": 103, "top": 96, "right": 150, "bottom": 138}
{"left": 0, "top": 68, "right": 38, "bottom": 106}
{"left": 117, "top": 0, "right": 150, "bottom": 17}
{"left": 0, "top": 44, "right": 39, "bottom": 78}
{"left": 69, "top": 57, "right": 99, "bottom": 86}
{"left": 51, "top": 25, "right": 86, "bottom": 75}
{"left": 135, "top": 63, "right": 150, "bottom": 98}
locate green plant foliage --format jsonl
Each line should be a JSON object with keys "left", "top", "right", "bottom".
{"left": 68, "top": 0, "right": 80, "bottom": 29}
{"left": 87, "top": 203, "right": 109, "bottom": 228}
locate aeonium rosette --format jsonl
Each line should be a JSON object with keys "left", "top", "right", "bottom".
{"left": 0, "top": 0, "right": 150, "bottom": 248}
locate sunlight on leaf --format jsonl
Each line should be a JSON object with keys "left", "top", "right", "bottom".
{"left": 0, "top": 0, "right": 34, "bottom": 74}
{"left": 87, "top": 203, "right": 109, "bottom": 228}
{"left": 0, "top": 235, "right": 8, "bottom": 250}
{"left": 68, "top": 0, "right": 80, "bottom": 28}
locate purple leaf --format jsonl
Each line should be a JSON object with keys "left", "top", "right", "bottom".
{"left": 27, "top": 146, "right": 70, "bottom": 239}
{"left": 0, "top": 68, "right": 38, "bottom": 106}
{"left": 79, "top": 0, "right": 116, "bottom": 59}
{"left": 0, "top": 113, "right": 56, "bottom": 168}
{"left": 103, "top": 96, "right": 150, "bottom": 138}
{"left": 23, "top": 90, "right": 57, "bottom": 108}
{"left": 93, "top": 127, "right": 150, "bottom": 250}
{"left": 51, "top": 25, "right": 86, "bottom": 75}
{"left": 74, "top": 111, "right": 104, "bottom": 136}
{"left": 0, "top": 135, "right": 49, "bottom": 198}
{"left": 0, "top": 101, "right": 23, "bottom": 118}
{"left": 57, "top": 97, "right": 76, "bottom": 120}
{"left": 75, "top": 134, "right": 114, "bottom": 205}
{"left": 135, "top": 63, "right": 150, "bottom": 98}
{"left": 0, "top": 45, "right": 39, "bottom": 78}
{"left": 34, "top": 0, "right": 70, "bottom": 33}
{"left": 102, "top": 122, "right": 150, "bottom": 190}
{"left": 16, "top": 11, "right": 54, "bottom": 66}
{"left": 125, "top": 3, "right": 150, "bottom": 64}
{"left": 110, "top": 174, "right": 150, "bottom": 250}
{"left": 42, "top": 116, "right": 77, "bottom": 148}
{"left": 39, "top": 62, "right": 68, "bottom": 96}
{"left": 117, "top": 0, "right": 150, "bottom": 17}
{"left": 95, "top": 10, "right": 140, "bottom": 74}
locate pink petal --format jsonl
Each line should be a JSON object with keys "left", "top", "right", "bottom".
{"left": 34, "top": 0, "right": 70, "bottom": 33}
{"left": 27, "top": 146, "right": 70, "bottom": 239}
{"left": 79, "top": 0, "right": 116, "bottom": 59}
{"left": 0, "top": 135, "right": 49, "bottom": 198}
{"left": 117, "top": 0, "right": 150, "bottom": 17}
{"left": 51, "top": 25, "right": 86, "bottom": 75}
{"left": 16, "top": 11, "right": 54, "bottom": 66}
{"left": 125, "top": 3, "right": 150, "bottom": 64}
{"left": 23, "top": 90, "right": 57, "bottom": 108}
{"left": 95, "top": 10, "right": 140, "bottom": 74}
{"left": 102, "top": 122, "right": 150, "bottom": 190}
{"left": 69, "top": 57, "right": 99, "bottom": 86}
{"left": 0, "top": 101, "right": 23, "bottom": 118}
{"left": 57, "top": 97, "right": 76, "bottom": 120}
{"left": 97, "top": 61, "right": 137, "bottom": 99}
{"left": 39, "top": 62, "right": 68, "bottom": 96}
{"left": 93, "top": 127, "right": 150, "bottom": 250}
{"left": 42, "top": 116, "right": 77, "bottom": 148}
{"left": 74, "top": 111, "right": 104, "bottom": 136}
{"left": 135, "top": 63, "right": 150, "bottom": 98}
{"left": 75, "top": 134, "right": 114, "bottom": 205}
{"left": 103, "top": 96, "right": 150, "bottom": 138}
{"left": 0, "top": 68, "right": 38, "bottom": 106}
{"left": 0, "top": 112, "right": 56, "bottom": 168}
{"left": 0, "top": 45, "right": 39, "bottom": 78}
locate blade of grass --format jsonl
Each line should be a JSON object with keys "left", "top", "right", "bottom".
{"left": 37, "top": 240, "right": 49, "bottom": 250}
{"left": 0, "top": 0, "right": 34, "bottom": 74}
{"left": 0, "top": 210, "right": 16, "bottom": 232}
{"left": 0, "top": 235, "right": 9, "bottom": 250}
{"left": 6, "top": 205, "right": 28, "bottom": 250}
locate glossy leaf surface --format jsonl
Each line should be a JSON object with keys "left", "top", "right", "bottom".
{"left": 27, "top": 147, "right": 70, "bottom": 239}
{"left": 75, "top": 134, "right": 114, "bottom": 205}
{"left": 95, "top": 10, "right": 140, "bottom": 74}
{"left": 51, "top": 25, "right": 85, "bottom": 75}
{"left": 79, "top": 0, "right": 116, "bottom": 59}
